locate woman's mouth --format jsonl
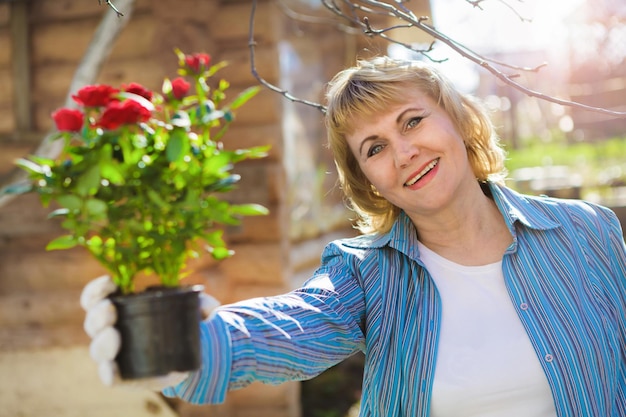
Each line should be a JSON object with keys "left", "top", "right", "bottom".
{"left": 404, "top": 158, "right": 440, "bottom": 187}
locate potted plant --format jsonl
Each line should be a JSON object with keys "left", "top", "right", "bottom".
{"left": 6, "top": 49, "right": 269, "bottom": 379}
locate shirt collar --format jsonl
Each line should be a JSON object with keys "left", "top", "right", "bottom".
{"left": 488, "top": 181, "right": 560, "bottom": 232}
{"left": 341, "top": 181, "right": 560, "bottom": 255}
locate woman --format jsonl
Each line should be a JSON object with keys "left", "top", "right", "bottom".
{"left": 83, "top": 56, "right": 626, "bottom": 416}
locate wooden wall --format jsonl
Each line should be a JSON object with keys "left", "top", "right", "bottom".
{"left": 0, "top": 0, "right": 418, "bottom": 415}
{"left": 0, "top": 1, "right": 298, "bottom": 416}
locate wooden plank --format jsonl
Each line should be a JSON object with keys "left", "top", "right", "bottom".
{"left": 0, "top": 27, "right": 10, "bottom": 66}
{"left": 0, "top": 103, "right": 15, "bottom": 133}
{"left": 219, "top": 45, "right": 280, "bottom": 86}
{"left": 0, "top": 137, "right": 33, "bottom": 176}
{"left": 226, "top": 88, "right": 282, "bottom": 126}
{"left": 90, "top": 14, "right": 155, "bottom": 62}
{"left": 217, "top": 242, "right": 287, "bottom": 286}
{"left": 214, "top": 1, "right": 282, "bottom": 45}
{"left": 0, "top": 324, "right": 86, "bottom": 351}
{"left": 228, "top": 208, "right": 285, "bottom": 243}
{"left": 96, "top": 56, "right": 164, "bottom": 90}
{"left": 230, "top": 161, "right": 284, "bottom": 206}
{"left": 0, "top": 289, "right": 84, "bottom": 328}
{"left": 0, "top": 245, "right": 107, "bottom": 293}
{"left": 29, "top": 0, "right": 152, "bottom": 22}
{"left": 10, "top": 0, "right": 32, "bottom": 132}
{"left": 0, "top": 3, "right": 8, "bottom": 26}
{"left": 31, "top": 13, "right": 153, "bottom": 66}
{"left": 221, "top": 123, "right": 283, "bottom": 160}
{"left": 32, "top": 16, "right": 105, "bottom": 65}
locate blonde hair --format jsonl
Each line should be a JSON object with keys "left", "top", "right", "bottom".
{"left": 325, "top": 56, "right": 507, "bottom": 234}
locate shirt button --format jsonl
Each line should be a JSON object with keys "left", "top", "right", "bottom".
{"left": 544, "top": 354, "right": 554, "bottom": 362}
{"left": 520, "top": 303, "right": 529, "bottom": 311}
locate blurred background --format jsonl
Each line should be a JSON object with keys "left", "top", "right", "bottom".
{"left": 0, "top": 1, "right": 624, "bottom": 416}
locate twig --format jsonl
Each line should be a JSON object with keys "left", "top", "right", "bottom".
{"left": 99, "top": 0, "right": 124, "bottom": 17}
{"left": 248, "top": 0, "right": 327, "bottom": 114}
{"left": 323, "top": 0, "right": 626, "bottom": 118}
{"left": 466, "top": 0, "right": 531, "bottom": 23}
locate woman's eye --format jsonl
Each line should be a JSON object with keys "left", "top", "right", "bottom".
{"left": 407, "top": 116, "right": 423, "bottom": 129}
{"left": 367, "top": 144, "right": 384, "bottom": 158}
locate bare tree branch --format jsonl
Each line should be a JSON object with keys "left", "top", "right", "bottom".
{"left": 335, "top": 0, "right": 626, "bottom": 117}
{"left": 99, "top": 0, "right": 124, "bottom": 17}
{"left": 254, "top": 0, "right": 625, "bottom": 118}
{"left": 248, "top": 0, "right": 327, "bottom": 113}
{"left": 0, "top": 0, "right": 136, "bottom": 207}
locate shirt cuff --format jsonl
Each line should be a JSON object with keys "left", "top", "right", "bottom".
{"left": 162, "top": 314, "right": 232, "bottom": 404}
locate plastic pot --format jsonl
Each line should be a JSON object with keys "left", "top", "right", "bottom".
{"left": 109, "top": 285, "right": 203, "bottom": 380}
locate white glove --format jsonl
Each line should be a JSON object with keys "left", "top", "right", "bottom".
{"left": 80, "top": 275, "right": 220, "bottom": 389}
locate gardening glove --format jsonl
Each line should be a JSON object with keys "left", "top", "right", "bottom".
{"left": 80, "top": 275, "right": 220, "bottom": 389}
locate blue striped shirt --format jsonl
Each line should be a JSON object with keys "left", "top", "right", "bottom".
{"left": 164, "top": 183, "right": 626, "bottom": 416}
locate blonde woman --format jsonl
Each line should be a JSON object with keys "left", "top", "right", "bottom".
{"left": 83, "top": 57, "right": 626, "bottom": 417}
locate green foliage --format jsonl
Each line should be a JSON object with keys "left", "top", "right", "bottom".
{"left": 505, "top": 137, "right": 626, "bottom": 173}
{"left": 11, "top": 51, "right": 269, "bottom": 294}
{"left": 504, "top": 136, "right": 626, "bottom": 205}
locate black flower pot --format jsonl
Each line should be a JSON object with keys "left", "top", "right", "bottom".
{"left": 109, "top": 285, "right": 203, "bottom": 380}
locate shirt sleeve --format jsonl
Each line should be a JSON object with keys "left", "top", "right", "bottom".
{"left": 163, "top": 241, "right": 367, "bottom": 404}
{"left": 602, "top": 207, "right": 626, "bottom": 414}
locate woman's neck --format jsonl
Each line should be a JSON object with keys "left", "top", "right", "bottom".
{"left": 410, "top": 183, "right": 512, "bottom": 266}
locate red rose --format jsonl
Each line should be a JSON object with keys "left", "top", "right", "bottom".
{"left": 72, "top": 85, "right": 119, "bottom": 107}
{"left": 51, "top": 108, "right": 84, "bottom": 132}
{"left": 122, "top": 82, "right": 153, "bottom": 101}
{"left": 98, "top": 99, "right": 152, "bottom": 130}
{"left": 171, "top": 77, "right": 190, "bottom": 99}
{"left": 184, "top": 53, "right": 211, "bottom": 73}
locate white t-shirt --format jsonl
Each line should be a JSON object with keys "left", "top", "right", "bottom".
{"left": 417, "top": 242, "right": 558, "bottom": 417}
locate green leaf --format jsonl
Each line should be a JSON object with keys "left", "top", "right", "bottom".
{"left": 162, "top": 78, "right": 173, "bottom": 95}
{"left": 230, "top": 203, "right": 269, "bottom": 216}
{"left": 206, "top": 60, "right": 229, "bottom": 78}
{"left": 166, "top": 130, "right": 189, "bottom": 163}
{"left": 48, "top": 208, "right": 69, "bottom": 218}
{"left": 56, "top": 195, "right": 82, "bottom": 210}
{"left": 46, "top": 235, "right": 78, "bottom": 250}
{"left": 204, "top": 230, "right": 226, "bottom": 247}
{"left": 147, "top": 189, "right": 168, "bottom": 209}
{"left": 87, "top": 236, "right": 103, "bottom": 247}
{"left": 75, "top": 165, "right": 101, "bottom": 196}
{"left": 203, "top": 152, "right": 232, "bottom": 176}
{"left": 229, "top": 86, "right": 260, "bottom": 110}
{"left": 230, "top": 146, "right": 270, "bottom": 163}
{"left": 15, "top": 158, "right": 49, "bottom": 175}
{"left": 86, "top": 236, "right": 104, "bottom": 256}
{"left": 205, "top": 175, "right": 240, "bottom": 192}
{"left": 100, "top": 162, "right": 125, "bottom": 185}
{"left": 85, "top": 198, "right": 108, "bottom": 217}
{"left": 218, "top": 79, "right": 230, "bottom": 91}
{"left": 209, "top": 246, "right": 233, "bottom": 260}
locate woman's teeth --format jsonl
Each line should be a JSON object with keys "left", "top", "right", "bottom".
{"left": 405, "top": 158, "right": 439, "bottom": 186}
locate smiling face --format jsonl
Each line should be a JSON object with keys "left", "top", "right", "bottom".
{"left": 345, "top": 88, "right": 478, "bottom": 219}
{"left": 325, "top": 56, "right": 506, "bottom": 233}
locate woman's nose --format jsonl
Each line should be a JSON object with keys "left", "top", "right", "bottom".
{"left": 394, "top": 140, "right": 419, "bottom": 168}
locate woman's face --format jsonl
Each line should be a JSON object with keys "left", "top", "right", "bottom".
{"left": 345, "top": 89, "right": 477, "bottom": 218}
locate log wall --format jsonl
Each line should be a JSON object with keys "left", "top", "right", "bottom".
{"left": 0, "top": 0, "right": 412, "bottom": 415}
{"left": 0, "top": 1, "right": 298, "bottom": 416}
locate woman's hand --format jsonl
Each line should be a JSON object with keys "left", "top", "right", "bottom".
{"left": 80, "top": 275, "right": 220, "bottom": 389}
